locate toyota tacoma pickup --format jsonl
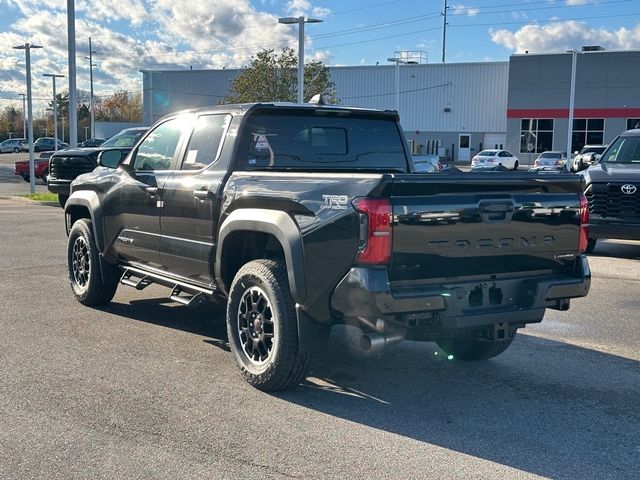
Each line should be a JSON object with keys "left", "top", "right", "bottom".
{"left": 582, "top": 128, "right": 640, "bottom": 251}
{"left": 63, "top": 101, "right": 591, "bottom": 391}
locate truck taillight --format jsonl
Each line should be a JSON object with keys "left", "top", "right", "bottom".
{"left": 578, "top": 193, "right": 589, "bottom": 253}
{"left": 353, "top": 197, "right": 392, "bottom": 265}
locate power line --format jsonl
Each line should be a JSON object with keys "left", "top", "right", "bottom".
{"left": 340, "top": 82, "right": 452, "bottom": 100}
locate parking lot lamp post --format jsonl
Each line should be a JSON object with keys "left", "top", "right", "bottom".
{"left": 278, "top": 16, "right": 323, "bottom": 103}
{"left": 387, "top": 57, "right": 407, "bottom": 114}
{"left": 43, "top": 73, "right": 65, "bottom": 152}
{"left": 566, "top": 49, "right": 578, "bottom": 160}
{"left": 13, "top": 43, "right": 43, "bottom": 194}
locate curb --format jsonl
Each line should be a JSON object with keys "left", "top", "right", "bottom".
{"left": 0, "top": 195, "right": 59, "bottom": 207}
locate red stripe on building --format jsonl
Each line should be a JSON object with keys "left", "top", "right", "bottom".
{"left": 506, "top": 108, "right": 640, "bottom": 118}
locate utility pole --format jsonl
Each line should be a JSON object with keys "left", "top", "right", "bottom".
{"left": 387, "top": 56, "right": 407, "bottom": 113}
{"left": 84, "top": 126, "right": 89, "bottom": 141}
{"left": 441, "top": 0, "right": 449, "bottom": 63}
{"left": 566, "top": 50, "right": 578, "bottom": 159}
{"left": 43, "top": 73, "right": 65, "bottom": 152}
{"left": 18, "top": 93, "right": 26, "bottom": 138}
{"left": 61, "top": 117, "right": 65, "bottom": 144}
{"left": 86, "top": 37, "right": 96, "bottom": 138}
{"left": 13, "top": 43, "right": 43, "bottom": 194}
{"left": 67, "top": 0, "right": 78, "bottom": 147}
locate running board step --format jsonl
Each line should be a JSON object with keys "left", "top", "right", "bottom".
{"left": 120, "top": 270, "right": 152, "bottom": 290}
{"left": 170, "top": 285, "right": 206, "bottom": 308}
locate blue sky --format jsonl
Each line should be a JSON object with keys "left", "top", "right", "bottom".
{"left": 1, "top": 0, "right": 640, "bottom": 109}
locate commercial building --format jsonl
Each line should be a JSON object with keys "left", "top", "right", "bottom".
{"left": 506, "top": 49, "right": 640, "bottom": 164}
{"left": 141, "top": 48, "right": 640, "bottom": 163}
{"left": 142, "top": 61, "right": 509, "bottom": 162}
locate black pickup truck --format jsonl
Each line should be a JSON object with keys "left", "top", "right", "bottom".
{"left": 63, "top": 101, "right": 591, "bottom": 391}
{"left": 582, "top": 128, "right": 640, "bottom": 251}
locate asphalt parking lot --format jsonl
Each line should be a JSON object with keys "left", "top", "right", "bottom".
{"left": 0, "top": 185, "right": 639, "bottom": 479}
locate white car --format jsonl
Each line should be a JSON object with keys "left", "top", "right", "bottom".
{"left": 0, "top": 138, "right": 26, "bottom": 153}
{"left": 534, "top": 151, "right": 567, "bottom": 168}
{"left": 570, "top": 145, "right": 606, "bottom": 172}
{"left": 471, "top": 149, "right": 520, "bottom": 170}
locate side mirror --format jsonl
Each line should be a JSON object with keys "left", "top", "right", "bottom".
{"left": 98, "top": 149, "right": 125, "bottom": 169}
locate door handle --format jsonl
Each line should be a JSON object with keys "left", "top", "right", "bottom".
{"left": 193, "top": 187, "right": 210, "bottom": 200}
{"left": 145, "top": 186, "right": 160, "bottom": 195}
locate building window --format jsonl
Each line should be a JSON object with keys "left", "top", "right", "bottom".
{"left": 572, "top": 118, "right": 604, "bottom": 152}
{"left": 520, "top": 119, "right": 553, "bottom": 154}
{"left": 626, "top": 118, "right": 640, "bottom": 130}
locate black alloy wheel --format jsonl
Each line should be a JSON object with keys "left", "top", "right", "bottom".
{"left": 226, "top": 259, "right": 311, "bottom": 391}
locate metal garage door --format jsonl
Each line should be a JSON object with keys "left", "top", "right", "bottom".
{"left": 483, "top": 133, "right": 506, "bottom": 150}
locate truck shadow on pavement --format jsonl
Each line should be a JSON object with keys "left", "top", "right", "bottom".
{"left": 589, "top": 240, "right": 640, "bottom": 260}
{"left": 100, "top": 296, "right": 639, "bottom": 479}
{"left": 280, "top": 328, "right": 640, "bottom": 480}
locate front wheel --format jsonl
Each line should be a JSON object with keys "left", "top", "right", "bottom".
{"left": 226, "top": 259, "right": 311, "bottom": 391}
{"left": 585, "top": 238, "right": 597, "bottom": 253}
{"left": 513, "top": 160, "right": 519, "bottom": 170}
{"left": 58, "top": 194, "right": 69, "bottom": 208}
{"left": 437, "top": 332, "right": 516, "bottom": 360}
{"left": 13, "top": 147, "right": 19, "bottom": 153}
{"left": 67, "top": 218, "right": 119, "bottom": 306}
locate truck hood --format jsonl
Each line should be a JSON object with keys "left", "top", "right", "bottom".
{"left": 582, "top": 162, "right": 640, "bottom": 184}
{"left": 50, "top": 147, "right": 101, "bottom": 157}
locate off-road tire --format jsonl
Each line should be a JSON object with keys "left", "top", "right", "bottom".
{"left": 67, "top": 218, "right": 119, "bottom": 306}
{"left": 58, "top": 194, "right": 69, "bottom": 208}
{"left": 437, "top": 333, "right": 516, "bottom": 361}
{"left": 226, "top": 259, "right": 311, "bottom": 391}
{"left": 585, "top": 238, "right": 597, "bottom": 253}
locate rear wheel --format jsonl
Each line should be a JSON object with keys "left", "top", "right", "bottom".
{"left": 41, "top": 169, "right": 49, "bottom": 185}
{"left": 13, "top": 147, "right": 19, "bottom": 153}
{"left": 585, "top": 238, "right": 597, "bottom": 253}
{"left": 21, "top": 175, "right": 29, "bottom": 183}
{"left": 67, "top": 218, "right": 119, "bottom": 306}
{"left": 226, "top": 259, "right": 311, "bottom": 391}
{"left": 437, "top": 333, "right": 516, "bottom": 361}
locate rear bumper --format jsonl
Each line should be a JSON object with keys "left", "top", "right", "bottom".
{"left": 331, "top": 256, "right": 591, "bottom": 332}
{"left": 589, "top": 218, "right": 640, "bottom": 241}
{"left": 47, "top": 179, "right": 71, "bottom": 195}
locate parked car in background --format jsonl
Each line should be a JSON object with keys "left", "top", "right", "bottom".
{"left": 34, "top": 137, "right": 69, "bottom": 152}
{"left": 0, "top": 138, "right": 27, "bottom": 153}
{"left": 412, "top": 154, "right": 442, "bottom": 173}
{"left": 79, "top": 138, "right": 106, "bottom": 148}
{"left": 14, "top": 156, "right": 50, "bottom": 184}
{"left": 581, "top": 129, "right": 640, "bottom": 252}
{"left": 571, "top": 145, "right": 607, "bottom": 172}
{"left": 533, "top": 151, "right": 567, "bottom": 169}
{"left": 48, "top": 127, "right": 148, "bottom": 207}
{"left": 471, "top": 149, "right": 519, "bottom": 170}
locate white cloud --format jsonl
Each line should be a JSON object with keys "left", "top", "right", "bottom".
{"left": 286, "top": 0, "right": 331, "bottom": 18}
{"left": 565, "top": 0, "right": 588, "bottom": 5}
{"left": 451, "top": 4, "right": 480, "bottom": 17}
{"left": 490, "top": 21, "right": 640, "bottom": 53}
{"left": 1, "top": 0, "right": 332, "bottom": 110}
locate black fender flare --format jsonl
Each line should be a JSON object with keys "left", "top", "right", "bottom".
{"left": 64, "top": 190, "right": 105, "bottom": 253}
{"left": 216, "top": 208, "right": 306, "bottom": 305}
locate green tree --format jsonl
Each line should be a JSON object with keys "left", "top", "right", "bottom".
{"left": 224, "top": 48, "right": 337, "bottom": 104}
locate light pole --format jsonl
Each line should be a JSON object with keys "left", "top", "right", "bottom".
{"left": 566, "top": 49, "right": 578, "bottom": 159}
{"left": 85, "top": 36, "right": 96, "bottom": 138}
{"left": 13, "top": 42, "right": 43, "bottom": 194}
{"left": 61, "top": 116, "right": 65, "bottom": 144}
{"left": 278, "top": 16, "right": 323, "bottom": 103}
{"left": 18, "top": 93, "right": 26, "bottom": 138}
{"left": 387, "top": 57, "right": 408, "bottom": 113}
{"left": 67, "top": 0, "right": 78, "bottom": 147}
{"left": 84, "top": 126, "right": 89, "bottom": 141}
{"left": 43, "top": 73, "right": 65, "bottom": 152}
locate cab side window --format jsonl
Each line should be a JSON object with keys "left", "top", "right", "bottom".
{"left": 181, "top": 114, "right": 231, "bottom": 171}
{"left": 133, "top": 118, "right": 184, "bottom": 171}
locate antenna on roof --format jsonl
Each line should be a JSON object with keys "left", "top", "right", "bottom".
{"left": 307, "top": 94, "right": 326, "bottom": 105}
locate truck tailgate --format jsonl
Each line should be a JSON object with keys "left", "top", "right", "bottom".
{"left": 386, "top": 173, "right": 584, "bottom": 281}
